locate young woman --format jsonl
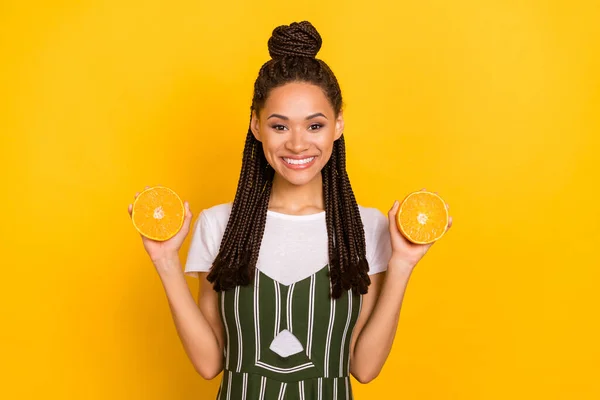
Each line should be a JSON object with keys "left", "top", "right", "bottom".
{"left": 128, "top": 21, "right": 452, "bottom": 399}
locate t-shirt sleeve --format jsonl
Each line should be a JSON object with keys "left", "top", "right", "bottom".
{"left": 184, "top": 210, "right": 218, "bottom": 278}
{"left": 367, "top": 209, "right": 393, "bottom": 275}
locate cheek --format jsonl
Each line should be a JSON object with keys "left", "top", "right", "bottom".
{"left": 315, "top": 134, "right": 335, "bottom": 154}
{"left": 262, "top": 137, "right": 284, "bottom": 154}
{"left": 261, "top": 138, "right": 285, "bottom": 164}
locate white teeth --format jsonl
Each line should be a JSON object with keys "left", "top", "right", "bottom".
{"left": 283, "top": 157, "right": 315, "bottom": 165}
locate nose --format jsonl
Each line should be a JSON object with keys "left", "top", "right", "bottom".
{"left": 285, "top": 128, "right": 309, "bottom": 153}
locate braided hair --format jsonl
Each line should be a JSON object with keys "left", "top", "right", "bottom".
{"left": 206, "top": 21, "right": 371, "bottom": 299}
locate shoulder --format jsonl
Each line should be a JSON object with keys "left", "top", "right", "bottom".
{"left": 192, "top": 202, "right": 233, "bottom": 243}
{"left": 358, "top": 204, "right": 392, "bottom": 274}
{"left": 358, "top": 204, "right": 388, "bottom": 232}
{"left": 201, "top": 202, "right": 233, "bottom": 226}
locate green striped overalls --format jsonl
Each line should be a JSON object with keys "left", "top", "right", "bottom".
{"left": 216, "top": 264, "right": 362, "bottom": 399}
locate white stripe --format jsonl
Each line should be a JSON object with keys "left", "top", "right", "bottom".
{"left": 226, "top": 370, "right": 232, "bottom": 400}
{"left": 217, "top": 375, "right": 224, "bottom": 400}
{"left": 258, "top": 376, "right": 267, "bottom": 400}
{"left": 306, "top": 274, "right": 315, "bottom": 357}
{"left": 358, "top": 294, "right": 363, "bottom": 315}
{"left": 318, "top": 377, "right": 322, "bottom": 400}
{"left": 256, "top": 361, "right": 315, "bottom": 373}
{"left": 286, "top": 283, "right": 291, "bottom": 330}
{"left": 274, "top": 281, "right": 280, "bottom": 337}
{"left": 221, "top": 292, "right": 231, "bottom": 370}
{"left": 299, "top": 380, "right": 305, "bottom": 400}
{"left": 339, "top": 289, "right": 353, "bottom": 376}
{"left": 235, "top": 286, "right": 243, "bottom": 372}
{"left": 324, "top": 291, "right": 336, "bottom": 377}
{"left": 241, "top": 372, "right": 248, "bottom": 400}
{"left": 278, "top": 382, "right": 287, "bottom": 400}
{"left": 287, "top": 283, "right": 295, "bottom": 331}
{"left": 254, "top": 269, "right": 261, "bottom": 362}
{"left": 345, "top": 376, "right": 350, "bottom": 400}
{"left": 333, "top": 377, "right": 338, "bottom": 400}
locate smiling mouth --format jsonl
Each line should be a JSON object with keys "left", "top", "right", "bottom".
{"left": 282, "top": 157, "right": 316, "bottom": 165}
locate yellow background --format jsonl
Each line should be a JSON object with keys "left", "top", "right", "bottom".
{"left": 2, "top": 0, "right": 599, "bottom": 398}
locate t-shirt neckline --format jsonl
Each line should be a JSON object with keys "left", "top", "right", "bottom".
{"left": 266, "top": 209, "right": 326, "bottom": 221}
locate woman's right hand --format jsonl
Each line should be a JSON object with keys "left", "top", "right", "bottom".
{"left": 127, "top": 186, "right": 194, "bottom": 271}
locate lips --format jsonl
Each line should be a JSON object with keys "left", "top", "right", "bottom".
{"left": 282, "top": 156, "right": 315, "bottom": 165}
{"left": 281, "top": 156, "right": 318, "bottom": 170}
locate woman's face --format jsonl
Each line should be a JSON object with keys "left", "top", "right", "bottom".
{"left": 250, "top": 82, "right": 344, "bottom": 187}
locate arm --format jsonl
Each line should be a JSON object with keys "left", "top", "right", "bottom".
{"left": 349, "top": 197, "right": 453, "bottom": 383}
{"left": 157, "top": 258, "right": 225, "bottom": 380}
{"left": 348, "top": 262, "right": 413, "bottom": 383}
{"left": 128, "top": 193, "right": 224, "bottom": 380}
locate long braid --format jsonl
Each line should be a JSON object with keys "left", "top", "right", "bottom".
{"left": 324, "top": 137, "right": 370, "bottom": 298}
{"left": 207, "top": 21, "right": 371, "bottom": 298}
{"left": 337, "top": 136, "right": 370, "bottom": 294}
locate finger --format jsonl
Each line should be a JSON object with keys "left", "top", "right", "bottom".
{"left": 184, "top": 201, "right": 193, "bottom": 221}
{"left": 387, "top": 200, "right": 400, "bottom": 232}
{"left": 447, "top": 216, "right": 453, "bottom": 229}
{"left": 388, "top": 200, "right": 400, "bottom": 215}
{"left": 134, "top": 192, "right": 140, "bottom": 199}
{"left": 180, "top": 202, "right": 193, "bottom": 232}
{"left": 128, "top": 204, "right": 132, "bottom": 216}
{"left": 145, "top": 185, "right": 150, "bottom": 189}
{"left": 446, "top": 203, "right": 450, "bottom": 210}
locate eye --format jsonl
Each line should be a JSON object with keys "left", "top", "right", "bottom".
{"left": 308, "top": 123, "right": 323, "bottom": 131}
{"left": 271, "top": 124, "right": 287, "bottom": 131}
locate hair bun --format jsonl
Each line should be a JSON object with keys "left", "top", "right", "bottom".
{"left": 268, "top": 21, "right": 322, "bottom": 59}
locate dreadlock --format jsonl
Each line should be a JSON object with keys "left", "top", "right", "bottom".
{"left": 206, "top": 21, "right": 370, "bottom": 299}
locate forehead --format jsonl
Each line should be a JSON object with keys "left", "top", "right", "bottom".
{"left": 263, "top": 82, "right": 333, "bottom": 116}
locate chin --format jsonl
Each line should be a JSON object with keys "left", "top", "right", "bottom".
{"left": 281, "top": 172, "right": 319, "bottom": 186}
{"left": 275, "top": 166, "right": 322, "bottom": 186}
{"left": 290, "top": 177, "right": 318, "bottom": 186}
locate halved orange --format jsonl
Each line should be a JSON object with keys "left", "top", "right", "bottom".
{"left": 396, "top": 190, "right": 449, "bottom": 244}
{"left": 131, "top": 186, "right": 185, "bottom": 241}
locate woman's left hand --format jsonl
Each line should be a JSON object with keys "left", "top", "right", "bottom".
{"left": 387, "top": 189, "right": 453, "bottom": 271}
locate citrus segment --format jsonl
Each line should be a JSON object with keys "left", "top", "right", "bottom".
{"left": 131, "top": 186, "right": 185, "bottom": 241}
{"left": 396, "top": 191, "right": 448, "bottom": 244}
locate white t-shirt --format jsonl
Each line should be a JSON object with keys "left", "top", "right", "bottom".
{"left": 184, "top": 202, "right": 392, "bottom": 285}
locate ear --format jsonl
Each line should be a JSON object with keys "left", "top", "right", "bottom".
{"left": 334, "top": 110, "right": 345, "bottom": 141}
{"left": 250, "top": 110, "right": 261, "bottom": 142}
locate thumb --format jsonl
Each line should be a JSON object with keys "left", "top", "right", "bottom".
{"left": 388, "top": 200, "right": 400, "bottom": 234}
{"left": 183, "top": 201, "right": 193, "bottom": 228}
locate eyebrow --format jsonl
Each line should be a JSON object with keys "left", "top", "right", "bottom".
{"left": 267, "top": 113, "right": 328, "bottom": 120}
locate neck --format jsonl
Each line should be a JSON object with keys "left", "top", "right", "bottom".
{"left": 268, "top": 172, "right": 324, "bottom": 215}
